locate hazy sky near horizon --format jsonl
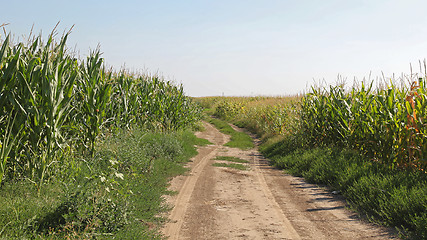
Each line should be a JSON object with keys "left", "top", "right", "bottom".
{"left": 2, "top": 0, "right": 427, "bottom": 96}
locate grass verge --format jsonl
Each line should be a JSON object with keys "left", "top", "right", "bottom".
{"left": 0, "top": 129, "right": 207, "bottom": 239}
{"left": 260, "top": 139, "right": 427, "bottom": 240}
{"left": 214, "top": 156, "right": 249, "bottom": 163}
{"left": 207, "top": 117, "right": 254, "bottom": 150}
{"left": 212, "top": 162, "right": 248, "bottom": 171}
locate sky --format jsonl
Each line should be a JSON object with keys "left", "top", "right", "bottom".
{"left": 2, "top": 0, "right": 427, "bottom": 97}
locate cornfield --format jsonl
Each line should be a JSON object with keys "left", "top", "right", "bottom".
{"left": 201, "top": 78, "right": 427, "bottom": 171}
{"left": 0, "top": 30, "right": 201, "bottom": 186}
{"left": 302, "top": 79, "right": 427, "bottom": 171}
{"left": 198, "top": 96, "right": 300, "bottom": 137}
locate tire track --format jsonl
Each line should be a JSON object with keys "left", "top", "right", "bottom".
{"left": 163, "top": 122, "right": 226, "bottom": 240}
{"left": 163, "top": 146, "right": 217, "bottom": 239}
{"left": 163, "top": 122, "right": 397, "bottom": 240}
{"left": 251, "top": 150, "right": 301, "bottom": 239}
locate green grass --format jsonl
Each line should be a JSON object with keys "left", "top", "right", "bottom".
{"left": 203, "top": 108, "right": 215, "bottom": 116}
{"left": 212, "top": 162, "right": 248, "bottom": 171}
{"left": 214, "top": 156, "right": 249, "bottom": 163}
{"left": 208, "top": 117, "right": 254, "bottom": 150}
{"left": 0, "top": 128, "right": 203, "bottom": 239}
{"left": 260, "top": 138, "right": 427, "bottom": 240}
{"left": 183, "top": 131, "right": 212, "bottom": 147}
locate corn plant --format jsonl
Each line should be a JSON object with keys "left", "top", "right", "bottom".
{"left": 30, "top": 34, "right": 76, "bottom": 185}
{"left": 74, "top": 50, "right": 112, "bottom": 156}
{"left": 202, "top": 96, "right": 300, "bottom": 137}
{"left": 301, "top": 78, "right": 427, "bottom": 171}
{"left": 0, "top": 29, "right": 202, "bottom": 186}
{"left": 0, "top": 113, "right": 22, "bottom": 185}
{"left": 109, "top": 72, "right": 138, "bottom": 129}
{"left": 402, "top": 79, "right": 427, "bottom": 169}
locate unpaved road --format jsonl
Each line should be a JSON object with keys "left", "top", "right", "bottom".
{"left": 163, "top": 122, "right": 397, "bottom": 240}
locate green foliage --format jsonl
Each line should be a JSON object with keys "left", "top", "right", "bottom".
{"left": 0, "top": 128, "right": 201, "bottom": 239}
{"left": 0, "top": 28, "right": 204, "bottom": 239}
{"left": 196, "top": 96, "right": 301, "bottom": 139}
{"left": 0, "top": 30, "right": 201, "bottom": 186}
{"left": 76, "top": 49, "right": 112, "bottom": 156}
{"left": 177, "top": 130, "right": 212, "bottom": 148}
{"left": 301, "top": 80, "right": 427, "bottom": 170}
{"left": 213, "top": 101, "right": 243, "bottom": 120}
{"left": 263, "top": 143, "right": 427, "bottom": 239}
{"left": 0, "top": 113, "right": 20, "bottom": 186}
{"left": 208, "top": 117, "right": 254, "bottom": 150}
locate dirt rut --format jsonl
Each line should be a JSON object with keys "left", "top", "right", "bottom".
{"left": 163, "top": 122, "right": 397, "bottom": 240}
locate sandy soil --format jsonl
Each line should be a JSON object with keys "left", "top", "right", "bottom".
{"left": 162, "top": 122, "right": 398, "bottom": 240}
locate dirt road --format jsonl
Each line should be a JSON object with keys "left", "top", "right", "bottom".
{"left": 163, "top": 122, "right": 397, "bottom": 240}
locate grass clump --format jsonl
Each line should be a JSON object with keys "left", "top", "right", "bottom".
{"left": 212, "top": 162, "right": 248, "bottom": 171}
{"left": 215, "top": 156, "right": 249, "bottom": 163}
{"left": 208, "top": 117, "right": 254, "bottom": 150}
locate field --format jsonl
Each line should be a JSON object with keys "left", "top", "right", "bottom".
{"left": 0, "top": 30, "right": 204, "bottom": 238}
{"left": 196, "top": 78, "right": 427, "bottom": 239}
{"left": 1, "top": 27, "right": 427, "bottom": 239}
{"left": 197, "top": 79, "right": 427, "bottom": 171}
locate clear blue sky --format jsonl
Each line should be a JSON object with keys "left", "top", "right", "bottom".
{"left": 2, "top": 0, "right": 427, "bottom": 96}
